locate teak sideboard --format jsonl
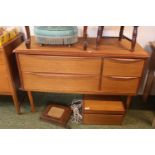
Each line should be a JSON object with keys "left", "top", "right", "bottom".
{"left": 0, "top": 33, "right": 24, "bottom": 113}
{"left": 14, "top": 37, "right": 149, "bottom": 113}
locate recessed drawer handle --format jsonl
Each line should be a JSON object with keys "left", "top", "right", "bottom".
{"left": 27, "top": 55, "right": 99, "bottom": 61}
{"left": 25, "top": 72, "right": 96, "bottom": 78}
{"left": 106, "top": 76, "right": 138, "bottom": 80}
{"left": 108, "top": 58, "right": 142, "bottom": 63}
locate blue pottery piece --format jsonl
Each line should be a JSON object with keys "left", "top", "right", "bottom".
{"left": 34, "top": 26, "right": 78, "bottom": 45}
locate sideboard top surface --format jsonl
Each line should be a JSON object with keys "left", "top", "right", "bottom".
{"left": 14, "top": 37, "right": 149, "bottom": 58}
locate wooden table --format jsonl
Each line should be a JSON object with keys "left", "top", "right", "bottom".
{"left": 14, "top": 37, "right": 149, "bottom": 115}
{"left": 0, "top": 33, "right": 24, "bottom": 113}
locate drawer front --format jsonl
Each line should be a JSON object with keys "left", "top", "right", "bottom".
{"left": 101, "top": 76, "right": 140, "bottom": 94}
{"left": 22, "top": 72, "right": 100, "bottom": 92}
{"left": 19, "top": 55, "right": 102, "bottom": 75}
{"left": 0, "top": 75, "right": 11, "bottom": 93}
{"left": 83, "top": 113, "right": 124, "bottom": 125}
{"left": 103, "top": 58, "right": 144, "bottom": 77}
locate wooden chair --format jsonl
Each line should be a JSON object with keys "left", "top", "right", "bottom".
{"left": 83, "top": 26, "right": 139, "bottom": 51}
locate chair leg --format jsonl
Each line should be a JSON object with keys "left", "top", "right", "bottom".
{"left": 119, "top": 26, "right": 124, "bottom": 41}
{"left": 25, "top": 26, "right": 31, "bottom": 49}
{"left": 83, "top": 26, "right": 88, "bottom": 50}
{"left": 96, "top": 26, "right": 104, "bottom": 49}
{"left": 131, "top": 26, "right": 138, "bottom": 51}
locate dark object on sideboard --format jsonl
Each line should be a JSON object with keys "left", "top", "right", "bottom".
{"left": 25, "top": 26, "right": 31, "bottom": 49}
{"left": 118, "top": 26, "right": 139, "bottom": 52}
{"left": 83, "top": 26, "right": 139, "bottom": 52}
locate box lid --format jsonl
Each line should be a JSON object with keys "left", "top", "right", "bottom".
{"left": 83, "top": 96, "right": 125, "bottom": 115}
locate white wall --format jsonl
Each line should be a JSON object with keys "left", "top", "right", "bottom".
{"left": 23, "top": 26, "right": 155, "bottom": 94}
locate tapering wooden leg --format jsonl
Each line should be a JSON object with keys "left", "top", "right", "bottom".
{"left": 119, "top": 26, "right": 124, "bottom": 41}
{"left": 131, "top": 26, "right": 138, "bottom": 51}
{"left": 125, "top": 96, "right": 132, "bottom": 110}
{"left": 27, "top": 91, "right": 35, "bottom": 112}
{"left": 96, "top": 26, "right": 104, "bottom": 49}
{"left": 143, "top": 70, "right": 154, "bottom": 102}
{"left": 12, "top": 94, "right": 21, "bottom": 114}
{"left": 152, "top": 118, "right": 155, "bottom": 128}
{"left": 83, "top": 26, "right": 88, "bottom": 51}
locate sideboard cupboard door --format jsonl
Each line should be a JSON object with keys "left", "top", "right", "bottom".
{"left": 103, "top": 58, "right": 144, "bottom": 77}
{"left": 18, "top": 55, "right": 102, "bottom": 75}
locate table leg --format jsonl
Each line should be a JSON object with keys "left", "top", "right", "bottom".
{"left": 125, "top": 96, "right": 132, "bottom": 110}
{"left": 27, "top": 91, "right": 35, "bottom": 112}
{"left": 12, "top": 93, "right": 21, "bottom": 114}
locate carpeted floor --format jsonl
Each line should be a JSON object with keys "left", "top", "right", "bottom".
{"left": 0, "top": 93, "right": 155, "bottom": 129}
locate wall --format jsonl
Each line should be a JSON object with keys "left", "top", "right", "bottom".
{"left": 23, "top": 26, "right": 155, "bottom": 94}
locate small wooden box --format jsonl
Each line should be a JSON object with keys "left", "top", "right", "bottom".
{"left": 40, "top": 104, "right": 72, "bottom": 127}
{"left": 82, "top": 96, "right": 125, "bottom": 125}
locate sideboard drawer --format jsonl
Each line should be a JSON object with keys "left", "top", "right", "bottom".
{"left": 19, "top": 55, "right": 102, "bottom": 75}
{"left": 22, "top": 72, "right": 100, "bottom": 92}
{"left": 101, "top": 76, "right": 140, "bottom": 94}
{"left": 103, "top": 58, "right": 144, "bottom": 77}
